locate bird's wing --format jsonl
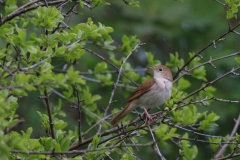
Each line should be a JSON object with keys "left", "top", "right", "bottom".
{"left": 126, "top": 78, "right": 155, "bottom": 102}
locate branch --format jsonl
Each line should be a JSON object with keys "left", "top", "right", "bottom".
{"left": 82, "top": 111, "right": 120, "bottom": 137}
{"left": 215, "top": 153, "right": 240, "bottom": 160}
{"left": 52, "top": 69, "right": 137, "bottom": 89}
{"left": 72, "top": 68, "right": 147, "bottom": 75}
{"left": 176, "top": 67, "right": 240, "bottom": 103}
{"left": 166, "top": 122, "right": 224, "bottom": 139}
{"left": 97, "top": 41, "right": 143, "bottom": 134}
{"left": 10, "top": 141, "right": 156, "bottom": 155}
{"left": 175, "top": 96, "right": 240, "bottom": 111}
{"left": 173, "top": 52, "right": 240, "bottom": 83}
{"left": 83, "top": 47, "right": 140, "bottom": 87}
{"left": 43, "top": 88, "right": 55, "bottom": 139}
{"left": 65, "top": 3, "right": 78, "bottom": 25}
{"left": 49, "top": 88, "right": 110, "bottom": 125}
{"left": 75, "top": 86, "right": 83, "bottom": 143}
{"left": 0, "top": 82, "right": 54, "bottom": 90}
{"left": 0, "top": 0, "right": 66, "bottom": 26}
{"left": 173, "top": 22, "right": 240, "bottom": 79}
{"left": 214, "top": 113, "right": 240, "bottom": 158}
{"left": 4, "top": 118, "right": 25, "bottom": 134}
{"left": 147, "top": 124, "right": 166, "bottom": 160}
{"left": 173, "top": 136, "right": 237, "bottom": 145}
{"left": 21, "top": 58, "right": 49, "bottom": 71}
{"left": 43, "top": 0, "right": 49, "bottom": 7}
{"left": 214, "top": 0, "right": 227, "bottom": 7}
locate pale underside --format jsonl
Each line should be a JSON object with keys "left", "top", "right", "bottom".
{"left": 124, "top": 77, "right": 172, "bottom": 113}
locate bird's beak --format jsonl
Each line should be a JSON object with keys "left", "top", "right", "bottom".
{"left": 147, "top": 67, "right": 154, "bottom": 70}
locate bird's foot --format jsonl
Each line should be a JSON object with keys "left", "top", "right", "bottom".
{"left": 143, "top": 108, "right": 156, "bottom": 124}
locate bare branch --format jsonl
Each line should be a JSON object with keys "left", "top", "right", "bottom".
{"left": 173, "top": 136, "right": 236, "bottom": 145}
{"left": 174, "top": 52, "right": 240, "bottom": 83}
{"left": 49, "top": 88, "right": 110, "bottom": 125}
{"left": 97, "top": 41, "right": 143, "bottom": 134}
{"left": 176, "top": 67, "right": 240, "bottom": 103}
{"left": 43, "top": 88, "right": 55, "bottom": 139}
{"left": 52, "top": 69, "right": 137, "bottom": 89}
{"left": 10, "top": 141, "right": 156, "bottom": 155}
{"left": 173, "top": 22, "right": 240, "bottom": 79}
{"left": 0, "top": 0, "right": 66, "bottom": 26}
{"left": 4, "top": 118, "right": 25, "bottom": 134}
{"left": 75, "top": 86, "right": 83, "bottom": 143}
{"left": 21, "top": 58, "right": 50, "bottom": 71}
{"left": 214, "top": 113, "right": 240, "bottom": 158}
{"left": 147, "top": 124, "right": 166, "bottom": 160}
{"left": 83, "top": 47, "right": 140, "bottom": 86}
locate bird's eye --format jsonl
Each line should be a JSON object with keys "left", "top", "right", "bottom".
{"left": 159, "top": 68, "right": 163, "bottom": 71}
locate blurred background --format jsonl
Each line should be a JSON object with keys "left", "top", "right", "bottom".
{"left": 5, "top": 0, "right": 240, "bottom": 159}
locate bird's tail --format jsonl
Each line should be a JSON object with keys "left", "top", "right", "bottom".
{"left": 110, "top": 103, "right": 135, "bottom": 126}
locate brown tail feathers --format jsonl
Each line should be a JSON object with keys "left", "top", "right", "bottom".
{"left": 110, "top": 103, "right": 134, "bottom": 126}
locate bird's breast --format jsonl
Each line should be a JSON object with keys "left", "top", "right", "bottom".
{"left": 138, "top": 78, "right": 172, "bottom": 109}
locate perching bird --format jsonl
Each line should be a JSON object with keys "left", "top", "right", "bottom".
{"left": 110, "top": 65, "right": 173, "bottom": 126}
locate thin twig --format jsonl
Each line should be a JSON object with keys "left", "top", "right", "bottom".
{"left": 75, "top": 86, "right": 83, "bottom": 143}
{"left": 173, "top": 22, "right": 240, "bottom": 79}
{"left": 21, "top": 58, "right": 50, "bottom": 71}
{"left": 0, "top": 0, "right": 65, "bottom": 26}
{"left": 4, "top": 118, "right": 25, "bottom": 134}
{"left": 44, "top": 88, "right": 55, "bottom": 139}
{"left": 83, "top": 47, "right": 140, "bottom": 86}
{"left": 52, "top": 69, "right": 137, "bottom": 89}
{"left": 214, "top": 113, "right": 240, "bottom": 158}
{"left": 174, "top": 52, "right": 240, "bottom": 83}
{"left": 147, "top": 124, "right": 166, "bottom": 160}
{"left": 176, "top": 67, "right": 240, "bottom": 104}
{"left": 49, "top": 88, "right": 110, "bottom": 125}
{"left": 65, "top": 3, "right": 78, "bottom": 25}
{"left": 173, "top": 136, "right": 237, "bottom": 145}
{"left": 10, "top": 141, "right": 156, "bottom": 155}
{"left": 97, "top": 41, "right": 142, "bottom": 134}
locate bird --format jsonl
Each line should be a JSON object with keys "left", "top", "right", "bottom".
{"left": 110, "top": 65, "right": 173, "bottom": 126}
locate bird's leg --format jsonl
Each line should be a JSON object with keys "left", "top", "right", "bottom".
{"left": 143, "top": 108, "right": 156, "bottom": 123}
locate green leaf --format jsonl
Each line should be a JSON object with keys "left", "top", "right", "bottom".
{"left": 178, "top": 78, "right": 191, "bottom": 90}
{"left": 41, "top": 137, "right": 57, "bottom": 151}
{"left": 166, "top": 52, "right": 184, "bottom": 69}
{"left": 207, "top": 112, "right": 220, "bottom": 122}
{"left": 28, "top": 46, "right": 38, "bottom": 54}
{"left": 29, "top": 139, "right": 41, "bottom": 150}
{"left": 71, "top": 156, "right": 83, "bottom": 160}
{"left": 54, "top": 119, "right": 68, "bottom": 130}
{"left": 40, "top": 62, "right": 53, "bottom": 73}
{"left": 91, "top": 95, "right": 102, "bottom": 102}
{"left": 120, "top": 153, "right": 135, "bottom": 160}
{"left": 92, "top": 135, "right": 100, "bottom": 149}
{"left": 26, "top": 127, "right": 33, "bottom": 136}
{"left": 79, "top": 0, "right": 84, "bottom": 8}
{"left": 60, "top": 136, "right": 74, "bottom": 151}
{"left": 235, "top": 57, "right": 240, "bottom": 65}
{"left": 155, "top": 124, "right": 179, "bottom": 141}
{"left": 17, "top": 29, "right": 26, "bottom": 42}
{"left": 236, "top": 133, "right": 239, "bottom": 142}
{"left": 94, "top": 62, "right": 108, "bottom": 72}
{"left": 146, "top": 52, "right": 161, "bottom": 66}
{"left": 208, "top": 137, "right": 221, "bottom": 152}
{"left": 32, "top": 6, "right": 64, "bottom": 31}
{"left": 183, "top": 144, "right": 198, "bottom": 160}
{"left": 232, "top": 4, "right": 238, "bottom": 13}
{"left": 226, "top": 10, "right": 234, "bottom": 19}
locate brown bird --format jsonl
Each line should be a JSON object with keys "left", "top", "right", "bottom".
{"left": 110, "top": 65, "right": 173, "bottom": 126}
